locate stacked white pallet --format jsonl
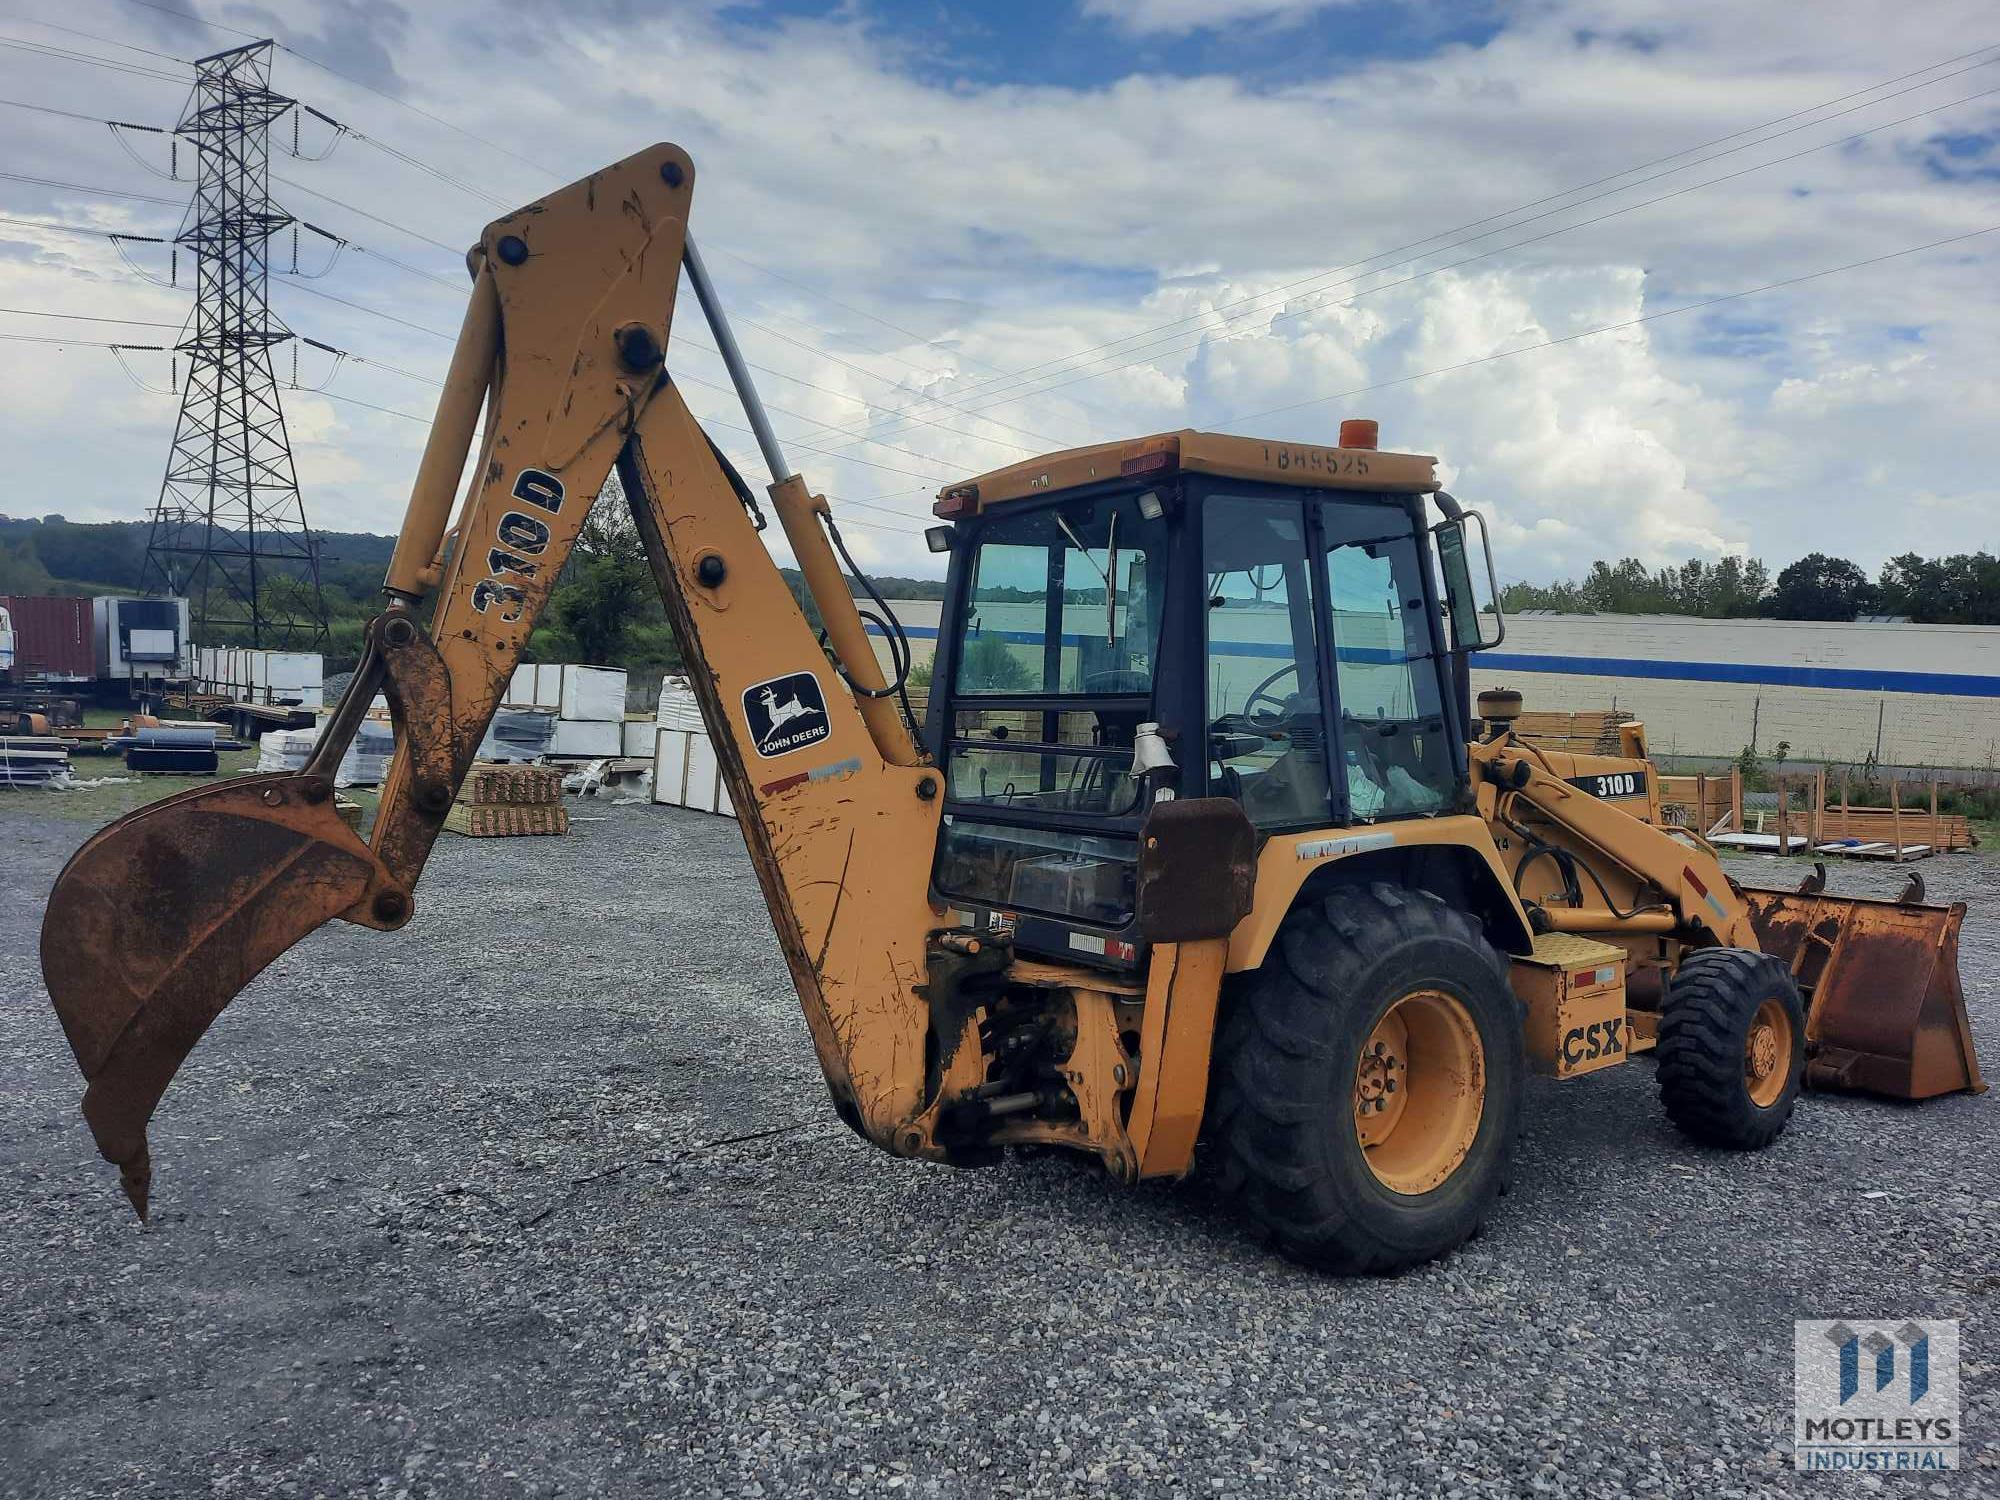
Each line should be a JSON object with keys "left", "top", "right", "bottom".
{"left": 651, "top": 728, "right": 736, "bottom": 818}
{"left": 500, "top": 663, "right": 627, "bottom": 759}
{"left": 650, "top": 675, "right": 733, "bottom": 818}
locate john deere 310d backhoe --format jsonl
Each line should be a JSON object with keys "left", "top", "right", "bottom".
{"left": 40, "top": 145, "right": 1985, "bottom": 1272}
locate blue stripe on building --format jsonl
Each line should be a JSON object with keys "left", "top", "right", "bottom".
{"left": 865, "top": 624, "right": 2000, "bottom": 698}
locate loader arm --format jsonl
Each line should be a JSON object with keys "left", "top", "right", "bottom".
{"left": 40, "top": 144, "right": 953, "bottom": 1217}
{"left": 1474, "top": 737, "right": 1759, "bottom": 948}
{"left": 1472, "top": 733, "right": 1983, "bottom": 1099}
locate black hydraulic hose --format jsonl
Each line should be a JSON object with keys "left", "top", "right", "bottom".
{"left": 821, "top": 513, "right": 920, "bottom": 734}
{"left": 1505, "top": 810, "right": 1670, "bottom": 923}
{"left": 697, "top": 419, "right": 767, "bottom": 531}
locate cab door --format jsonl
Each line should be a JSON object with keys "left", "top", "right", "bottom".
{"left": 1315, "top": 496, "right": 1463, "bottom": 819}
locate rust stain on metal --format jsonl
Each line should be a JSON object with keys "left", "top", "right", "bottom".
{"left": 39, "top": 775, "right": 390, "bottom": 1218}
{"left": 1745, "top": 885, "right": 1984, "bottom": 1100}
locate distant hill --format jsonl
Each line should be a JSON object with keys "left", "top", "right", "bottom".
{"left": 0, "top": 515, "right": 397, "bottom": 599}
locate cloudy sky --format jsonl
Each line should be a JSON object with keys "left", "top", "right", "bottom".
{"left": 1, "top": 0, "right": 1995, "bottom": 583}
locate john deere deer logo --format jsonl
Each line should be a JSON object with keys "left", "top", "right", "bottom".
{"left": 743, "top": 672, "right": 832, "bottom": 758}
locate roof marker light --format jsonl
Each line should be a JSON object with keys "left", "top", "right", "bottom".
{"left": 933, "top": 483, "right": 978, "bottom": 519}
{"left": 1120, "top": 449, "right": 1176, "bottom": 477}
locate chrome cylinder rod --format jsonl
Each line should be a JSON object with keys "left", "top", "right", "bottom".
{"left": 682, "top": 233, "right": 790, "bottom": 483}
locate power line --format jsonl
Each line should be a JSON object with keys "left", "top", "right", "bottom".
{"left": 272, "top": 172, "right": 464, "bottom": 254}
{"left": 9, "top": 16, "right": 188, "bottom": 66}
{"left": 0, "top": 33, "right": 185, "bottom": 83}
{"left": 300, "top": 386, "right": 927, "bottom": 535}
{"left": 269, "top": 278, "right": 974, "bottom": 477}
{"left": 0, "top": 304, "right": 179, "bottom": 326}
{"left": 277, "top": 277, "right": 460, "bottom": 339}
{"left": 106, "top": 0, "right": 1079, "bottom": 446}
{"left": 0, "top": 211, "right": 160, "bottom": 240}
{"left": 851, "top": 76, "right": 2000, "bottom": 430}
{"left": 892, "top": 47, "right": 2000, "bottom": 420}
{"left": 0, "top": 330, "right": 162, "bottom": 348}
{"left": 0, "top": 94, "right": 127, "bottom": 126}
{"left": 113, "top": 0, "right": 560, "bottom": 182}
{"left": 933, "top": 42, "right": 2000, "bottom": 413}
{"left": 113, "top": 0, "right": 259, "bottom": 41}
{"left": 1225, "top": 221, "right": 2000, "bottom": 425}
{"left": 0, "top": 169, "right": 181, "bottom": 204}
{"left": 87, "top": 0, "right": 2000, "bottom": 475}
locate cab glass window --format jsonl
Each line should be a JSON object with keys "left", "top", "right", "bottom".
{"left": 1202, "top": 494, "right": 1330, "bottom": 827}
{"left": 1318, "top": 500, "right": 1455, "bottom": 818}
{"left": 953, "top": 493, "right": 1166, "bottom": 697}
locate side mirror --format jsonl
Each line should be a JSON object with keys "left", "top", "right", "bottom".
{"left": 1433, "top": 508, "right": 1504, "bottom": 651}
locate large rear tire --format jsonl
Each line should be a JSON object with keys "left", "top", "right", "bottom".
{"left": 1208, "top": 883, "right": 1524, "bottom": 1274}
{"left": 1656, "top": 948, "right": 1804, "bottom": 1149}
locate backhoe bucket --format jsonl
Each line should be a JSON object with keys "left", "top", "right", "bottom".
{"left": 39, "top": 773, "right": 394, "bottom": 1218}
{"left": 1743, "top": 886, "right": 1986, "bottom": 1100}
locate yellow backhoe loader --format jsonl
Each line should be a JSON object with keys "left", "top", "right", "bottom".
{"left": 39, "top": 145, "right": 1984, "bottom": 1273}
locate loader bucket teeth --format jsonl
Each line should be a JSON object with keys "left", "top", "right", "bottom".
{"left": 40, "top": 774, "right": 392, "bottom": 1217}
{"left": 1743, "top": 886, "right": 1986, "bottom": 1101}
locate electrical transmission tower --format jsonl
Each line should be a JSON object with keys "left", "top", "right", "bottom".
{"left": 138, "top": 39, "right": 327, "bottom": 648}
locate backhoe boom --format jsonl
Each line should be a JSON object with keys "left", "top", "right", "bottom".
{"left": 40, "top": 144, "right": 950, "bottom": 1216}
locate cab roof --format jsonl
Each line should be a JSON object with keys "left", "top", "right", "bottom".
{"left": 934, "top": 428, "right": 1438, "bottom": 515}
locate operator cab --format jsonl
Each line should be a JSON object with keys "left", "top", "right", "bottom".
{"left": 924, "top": 423, "right": 1500, "bottom": 970}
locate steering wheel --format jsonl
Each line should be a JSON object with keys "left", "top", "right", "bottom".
{"left": 1243, "top": 662, "right": 1302, "bottom": 731}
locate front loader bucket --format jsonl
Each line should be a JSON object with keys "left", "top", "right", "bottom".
{"left": 1744, "top": 886, "right": 1986, "bottom": 1100}
{"left": 39, "top": 773, "right": 396, "bottom": 1218}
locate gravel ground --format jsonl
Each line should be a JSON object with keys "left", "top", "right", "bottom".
{"left": 2, "top": 799, "right": 1994, "bottom": 1498}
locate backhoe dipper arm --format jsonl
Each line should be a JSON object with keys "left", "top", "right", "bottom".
{"left": 40, "top": 145, "right": 948, "bottom": 1218}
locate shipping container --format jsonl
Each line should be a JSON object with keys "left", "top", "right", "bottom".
{"left": 263, "top": 651, "right": 323, "bottom": 709}
{"left": 92, "top": 596, "right": 190, "bottom": 682}
{"left": 0, "top": 595, "right": 94, "bottom": 682}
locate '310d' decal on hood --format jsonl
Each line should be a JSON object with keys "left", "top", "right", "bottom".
{"left": 743, "top": 671, "right": 831, "bottom": 758}
{"left": 1567, "top": 770, "right": 1648, "bottom": 799}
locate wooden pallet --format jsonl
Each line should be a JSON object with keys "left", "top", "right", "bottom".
{"left": 1510, "top": 710, "right": 1626, "bottom": 755}
{"left": 444, "top": 802, "right": 570, "bottom": 837}
{"left": 460, "top": 762, "right": 564, "bottom": 806}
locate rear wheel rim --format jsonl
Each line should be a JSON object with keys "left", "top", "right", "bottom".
{"left": 1353, "top": 988, "right": 1485, "bottom": 1195}
{"left": 1744, "top": 996, "right": 1793, "bottom": 1107}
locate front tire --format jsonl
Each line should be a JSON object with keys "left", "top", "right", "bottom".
{"left": 1208, "top": 883, "right": 1524, "bottom": 1274}
{"left": 1656, "top": 948, "right": 1804, "bottom": 1149}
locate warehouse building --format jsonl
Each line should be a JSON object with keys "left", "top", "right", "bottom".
{"left": 866, "top": 601, "right": 2000, "bottom": 772}
{"left": 1469, "top": 614, "right": 1999, "bottom": 770}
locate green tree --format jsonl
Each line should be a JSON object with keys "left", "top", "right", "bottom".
{"left": 1877, "top": 551, "right": 2000, "bottom": 624}
{"left": 1768, "top": 552, "right": 1873, "bottom": 621}
{"left": 957, "top": 632, "right": 1033, "bottom": 692}
{"left": 550, "top": 475, "right": 652, "bottom": 664}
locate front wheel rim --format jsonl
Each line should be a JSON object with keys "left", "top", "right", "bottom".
{"left": 1353, "top": 988, "right": 1486, "bottom": 1195}
{"left": 1744, "top": 996, "right": 1794, "bottom": 1107}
